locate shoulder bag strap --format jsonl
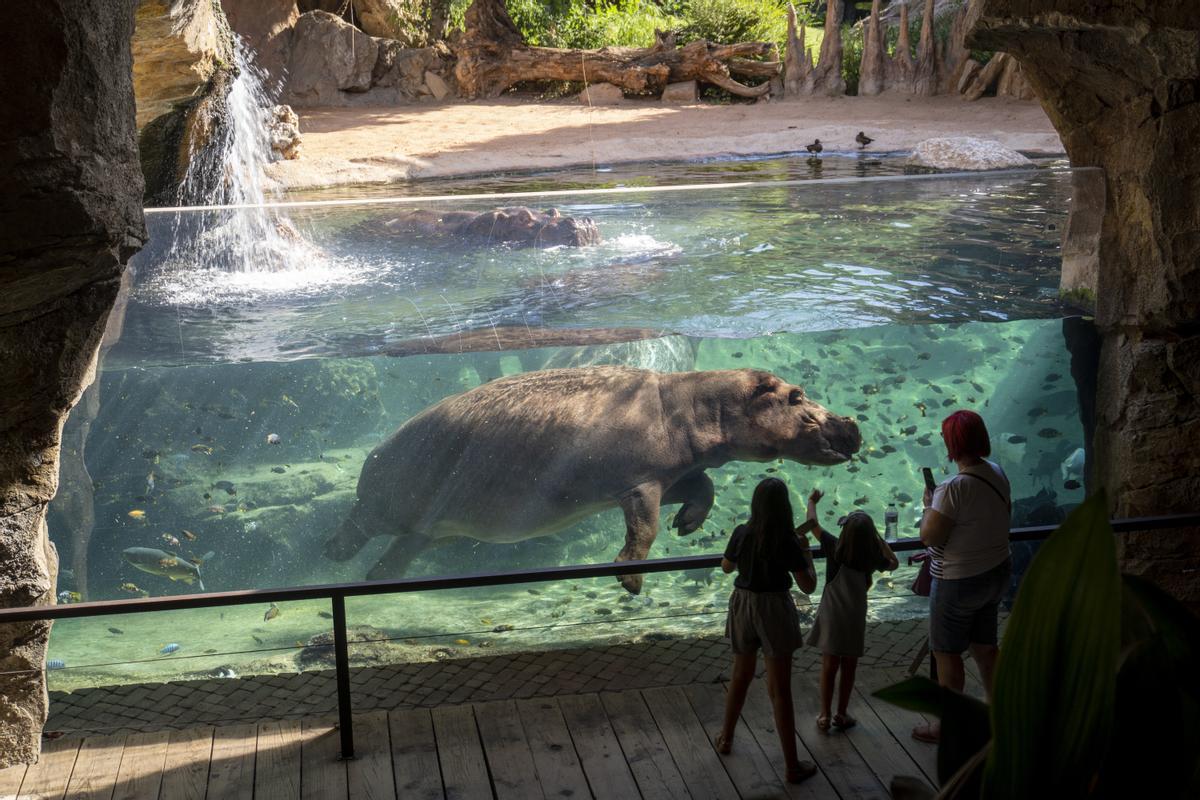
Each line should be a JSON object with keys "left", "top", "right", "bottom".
{"left": 958, "top": 471, "right": 1012, "bottom": 512}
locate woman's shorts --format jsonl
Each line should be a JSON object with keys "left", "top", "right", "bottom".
{"left": 929, "top": 558, "right": 1012, "bottom": 654}
{"left": 726, "top": 588, "right": 802, "bottom": 657}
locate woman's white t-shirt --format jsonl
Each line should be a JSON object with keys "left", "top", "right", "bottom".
{"left": 928, "top": 461, "right": 1012, "bottom": 580}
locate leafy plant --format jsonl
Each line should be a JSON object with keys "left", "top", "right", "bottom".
{"left": 877, "top": 491, "right": 1200, "bottom": 799}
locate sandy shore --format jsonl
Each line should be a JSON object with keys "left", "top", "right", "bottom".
{"left": 267, "top": 94, "right": 1063, "bottom": 193}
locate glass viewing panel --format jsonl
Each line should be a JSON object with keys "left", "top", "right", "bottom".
{"left": 44, "top": 165, "right": 1098, "bottom": 689}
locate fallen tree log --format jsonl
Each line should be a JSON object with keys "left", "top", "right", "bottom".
{"left": 453, "top": 0, "right": 780, "bottom": 98}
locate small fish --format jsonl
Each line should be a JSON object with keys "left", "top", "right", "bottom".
{"left": 1045, "top": 373, "right": 1061, "bottom": 382}
{"left": 264, "top": 603, "right": 281, "bottom": 622}
{"left": 853, "top": 496, "right": 869, "bottom": 506}
{"left": 266, "top": 433, "right": 282, "bottom": 445}
{"left": 251, "top": 634, "right": 265, "bottom": 645}
{"left": 146, "top": 472, "right": 156, "bottom": 495}
{"left": 213, "top": 480, "right": 236, "bottom": 495}
{"left": 480, "top": 617, "right": 493, "bottom": 625}
{"left": 107, "top": 627, "right": 124, "bottom": 635}
{"left": 317, "top": 611, "right": 333, "bottom": 619}
{"left": 454, "top": 639, "right": 470, "bottom": 646}
{"left": 731, "top": 351, "right": 744, "bottom": 359}
{"left": 190, "top": 444, "right": 214, "bottom": 455}
{"left": 1063, "top": 479, "right": 1082, "bottom": 490}
{"left": 971, "top": 381, "right": 985, "bottom": 393}
{"left": 492, "top": 624, "right": 514, "bottom": 632}
{"left": 900, "top": 425, "right": 917, "bottom": 435}
{"left": 127, "top": 509, "right": 146, "bottom": 520}
{"left": 593, "top": 608, "right": 613, "bottom": 616}
{"left": 181, "top": 530, "right": 197, "bottom": 542}
{"left": 1007, "top": 434, "right": 1027, "bottom": 444}
{"left": 281, "top": 395, "right": 300, "bottom": 410}
{"left": 119, "top": 582, "right": 142, "bottom": 594}
{"left": 527, "top": 588, "right": 541, "bottom": 596}
{"left": 204, "top": 649, "right": 218, "bottom": 654}
{"left": 207, "top": 505, "right": 226, "bottom": 514}
{"left": 1038, "top": 428, "right": 1062, "bottom": 439}
{"left": 917, "top": 352, "right": 931, "bottom": 361}
{"left": 270, "top": 466, "right": 287, "bottom": 474}
{"left": 915, "top": 402, "right": 927, "bottom": 417}
{"left": 161, "top": 533, "right": 181, "bottom": 548}
{"left": 47, "top": 659, "right": 66, "bottom": 670}
{"left": 160, "top": 643, "right": 181, "bottom": 655}
{"left": 57, "top": 590, "right": 82, "bottom": 604}
{"left": 1027, "top": 407, "right": 1047, "bottom": 419}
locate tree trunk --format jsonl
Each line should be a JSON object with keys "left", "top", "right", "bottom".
{"left": 453, "top": 0, "right": 779, "bottom": 99}
{"left": 858, "top": 0, "right": 885, "bottom": 96}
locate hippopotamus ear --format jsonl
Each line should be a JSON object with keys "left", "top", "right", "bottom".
{"left": 544, "top": 208, "right": 562, "bottom": 218}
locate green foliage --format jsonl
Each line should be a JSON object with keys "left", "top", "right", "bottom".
{"left": 841, "top": 24, "right": 862, "bottom": 95}
{"left": 876, "top": 491, "right": 1200, "bottom": 798}
{"left": 680, "top": 0, "right": 790, "bottom": 46}
{"left": 875, "top": 676, "right": 990, "bottom": 789}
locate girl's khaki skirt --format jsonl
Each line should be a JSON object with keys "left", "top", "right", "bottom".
{"left": 726, "top": 587, "right": 803, "bottom": 657}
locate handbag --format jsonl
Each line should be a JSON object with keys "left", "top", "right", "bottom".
{"left": 909, "top": 551, "right": 933, "bottom": 597}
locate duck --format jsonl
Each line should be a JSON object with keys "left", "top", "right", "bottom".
{"left": 805, "top": 139, "right": 823, "bottom": 154}
{"left": 855, "top": 131, "right": 874, "bottom": 149}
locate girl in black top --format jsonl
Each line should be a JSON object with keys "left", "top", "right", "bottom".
{"left": 717, "top": 478, "right": 818, "bottom": 783}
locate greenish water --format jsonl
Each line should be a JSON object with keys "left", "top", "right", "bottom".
{"left": 44, "top": 161, "right": 1089, "bottom": 690}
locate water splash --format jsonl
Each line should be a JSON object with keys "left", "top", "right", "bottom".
{"left": 166, "top": 37, "right": 315, "bottom": 276}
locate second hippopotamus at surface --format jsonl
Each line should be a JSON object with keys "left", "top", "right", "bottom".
{"left": 324, "top": 366, "right": 862, "bottom": 593}
{"left": 369, "top": 206, "right": 601, "bottom": 247}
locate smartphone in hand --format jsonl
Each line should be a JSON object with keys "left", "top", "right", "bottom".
{"left": 922, "top": 467, "right": 937, "bottom": 493}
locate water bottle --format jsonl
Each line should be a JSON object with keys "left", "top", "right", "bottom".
{"left": 884, "top": 503, "right": 898, "bottom": 542}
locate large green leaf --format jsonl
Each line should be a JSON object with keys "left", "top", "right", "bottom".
{"left": 875, "top": 676, "right": 991, "bottom": 786}
{"left": 1107, "top": 574, "right": 1200, "bottom": 798}
{"left": 983, "top": 491, "right": 1121, "bottom": 798}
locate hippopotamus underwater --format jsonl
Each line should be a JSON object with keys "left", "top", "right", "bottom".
{"left": 367, "top": 206, "right": 601, "bottom": 248}
{"left": 325, "top": 367, "right": 861, "bottom": 593}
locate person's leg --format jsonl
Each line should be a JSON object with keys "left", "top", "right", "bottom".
{"left": 969, "top": 643, "right": 999, "bottom": 700}
{"left": 915, "top": 576, "right": 971, "bottom": 742}
{"left": 933, "top": 651, "right": 965, "bottom": 692}
{"left": 817, "top": 654, "right": 839, "bottom": 728}
{"left": 765, "top": 654, "right": 814, "bottom": 782}
{"left": 834, "top": 656, "right": 858, "bottom": 727}
{"left": 719, "top": 652, "right": 757, "bottom": 751}
{"left": 966, "top": 560, "right": 1010, "bottom": 702}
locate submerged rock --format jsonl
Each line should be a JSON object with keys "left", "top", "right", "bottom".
{"left": 906, "top": 137, "right": 1032, "bottom": 171}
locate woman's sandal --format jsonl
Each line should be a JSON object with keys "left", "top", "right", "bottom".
{"left": 715, "top": 733, "right": 733, "bottom": 755}
{"left": 816, "top": 715, "right": 831, "bottom": 732}
{"left": 833, "top": 714, "right": 857, "bottom": 730}
{"left": 786, "top": 761, "right": 818, "bottom": 784}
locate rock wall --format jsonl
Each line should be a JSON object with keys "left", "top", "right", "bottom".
{"left": 221, "top": 0, "right": 299, "bottom": 83}
{"left": 0, "top": 0, "right": 145, "bottom": 768}
{"left": 969, "top": 1, "right": 1200, "bottom": 609}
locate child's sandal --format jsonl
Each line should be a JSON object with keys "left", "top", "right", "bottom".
{"left": 816, "top": 715, "right": 831, "bottom": 732}
{"left": 715, "top": 733, "right": 732, "bottom": 754}
{"left": 833, "top": 714, "right": 857, "bottom": 730}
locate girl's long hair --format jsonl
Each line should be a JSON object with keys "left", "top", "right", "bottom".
{"left": 835, "top": 511, "right": 884, "bottom": 573}
{"left": 745, "top": 478, "right": 796, "bottom": 562}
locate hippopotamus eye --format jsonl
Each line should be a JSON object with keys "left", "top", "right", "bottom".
{"left": 788, "top": 389, "right": 804, "bottom": 405}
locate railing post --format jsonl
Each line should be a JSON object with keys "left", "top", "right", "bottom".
{"left": 332, "top": 594, "right": 355, "bottom": 760}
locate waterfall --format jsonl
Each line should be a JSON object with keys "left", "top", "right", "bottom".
{"left": 168, "top": 37, "right": 312, "bottom": 274}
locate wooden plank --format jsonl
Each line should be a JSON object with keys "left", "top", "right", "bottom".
{"left": 841, "top": 695, "right": 933, "bottom": 793}
{"left": 255, "top": 720, "right": 303, "bottom": 800}
{"left": 474, "top": 700, "right": 544, "bottom": 800}
{"left": 347, "top": 711, "right": 395, "bottom": 800}
{"left": 790, "top": 674, "right": 889, "bottom": 800}
{"left": 430, "top": 705, "right": 491, "bottom": 800}
{"left": 854, "top": 674, "right": 938, "bottom": 786}
{"left": 515, "top": 698, "right": 591, "bottom": 800}
{"left": 111, "top": 730, "right": 170, "bottom": 800}
{"left": 389, "top": 708, "right": 444, "bottom": 800}
{"left": 596, "top": 690, "right": 682, "bottom": 800}
{"left": 0, "top": 758, "right": 28, "bottom": 799}
{"left": 158, "top": 727, "right": 213, "bottom": 800}
{"left": 206, "top": 723, "right": 257, "bottom": 800}
{"left": 641, "top": 687, "right": 738, "bottom": 800}
{"left": 10, "top": 736, "right": 80, "bottom": 800}
{"left": 736, "top": 679, "right": 835, "bottom": 800}
{"left": 301, "top": 718, "right": 347, "bottom": 800}
{"left": 683, "top": 683, "right": 790, "bottom": 800}
{"left": 561, "top": 693, "right": 642, "bottom": 800}
{"left": 64, "top": 732, "right": 127, "bottom": 800}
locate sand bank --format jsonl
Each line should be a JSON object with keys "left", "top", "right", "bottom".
{"left": 267, "top": 94, "right": 1063, "bottom": 193}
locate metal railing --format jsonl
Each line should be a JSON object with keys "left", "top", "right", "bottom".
{"left": 0, "top": 513, "right": 1195, "bottom": 759}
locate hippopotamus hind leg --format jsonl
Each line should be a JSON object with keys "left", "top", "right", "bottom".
{"left": 614, "top": 483, "right": 663, "bottom": 595}
{"left": 366, "top": 534, "right": 432, "bottom": 581}
{"left": 663, "top": 471, "right": 715, "bottom": 536}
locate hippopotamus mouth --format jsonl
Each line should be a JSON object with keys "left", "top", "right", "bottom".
{"left": 812, "top": 415, "right": 863, "bottom": 464}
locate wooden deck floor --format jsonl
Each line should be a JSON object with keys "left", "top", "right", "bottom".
{"left": 0, "top": 671, "right": 944, "bottom": 800}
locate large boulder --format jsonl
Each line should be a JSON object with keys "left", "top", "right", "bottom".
{"left": 906, "top": 136, "right": 1032, "bottom": 170}
{"left": 269, "top": 104, "right": 302, "bottom": 160}
{"left": 0, "top": 0, "right": 146, "bottom": 767}
{"left": 285, "top": 11, "right": 379, "bottom": 106}
{"left": 220, "top": 0, "right": 299, "bottom": 84}
{"left": 969, "top": 0, "right": 1200, "bottom": 610}
{"left": 352, "top": 0, "right": 427, "bottom": 45}
{"left": 372, "top": 41, "right": 452, "bottom": 98}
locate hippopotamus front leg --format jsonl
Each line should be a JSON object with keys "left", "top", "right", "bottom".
{"left": 663, "top": 470, "right": 715, "bottom": 536}
{"left": 614, "top": 482, "right": 663, "bottom": 594}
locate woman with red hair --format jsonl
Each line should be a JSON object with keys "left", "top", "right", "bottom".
{"left": 912, "top": 410, "right": 1011, "bottom": 744}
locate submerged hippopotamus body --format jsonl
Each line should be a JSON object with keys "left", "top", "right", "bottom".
{"left": 371, "top": 206, "right": 601, "bottom": 248}
{"left": 325, "top": 367, "right": 861, "bottom": 593}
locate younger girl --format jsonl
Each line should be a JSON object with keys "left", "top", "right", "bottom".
{"left": 806, "top": 489, "right": 899, "bottom": 731}
{"left": 717, "top": 477, "right": 818, "bottom": 783}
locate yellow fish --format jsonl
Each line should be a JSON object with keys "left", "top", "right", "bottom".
{"left": 479, "top": 617, "right": 493, "bottom": 625}
{"left": 190, "top": 444, "right": 214, "bottom": 455}
{"left": 454, "top": 639, "right": 470, "bottom": 646}
{"left": 181, "top": 529, "right": 197, "bottom": 541}
{"left": 281, "top": 395, "right": 300, "bottom": 410}
{"left": 119, "top": 582, "right": 142, "bottom": 594}
{"left": 127, "top": 509, "right": 146, "bottom": 520}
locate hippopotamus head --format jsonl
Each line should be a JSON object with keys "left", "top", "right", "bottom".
{"left": 721, "top": 369, "right": 861, "bottom": 466}
{"left": 460, "top": 207, "right": 601, "bottom": 248}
